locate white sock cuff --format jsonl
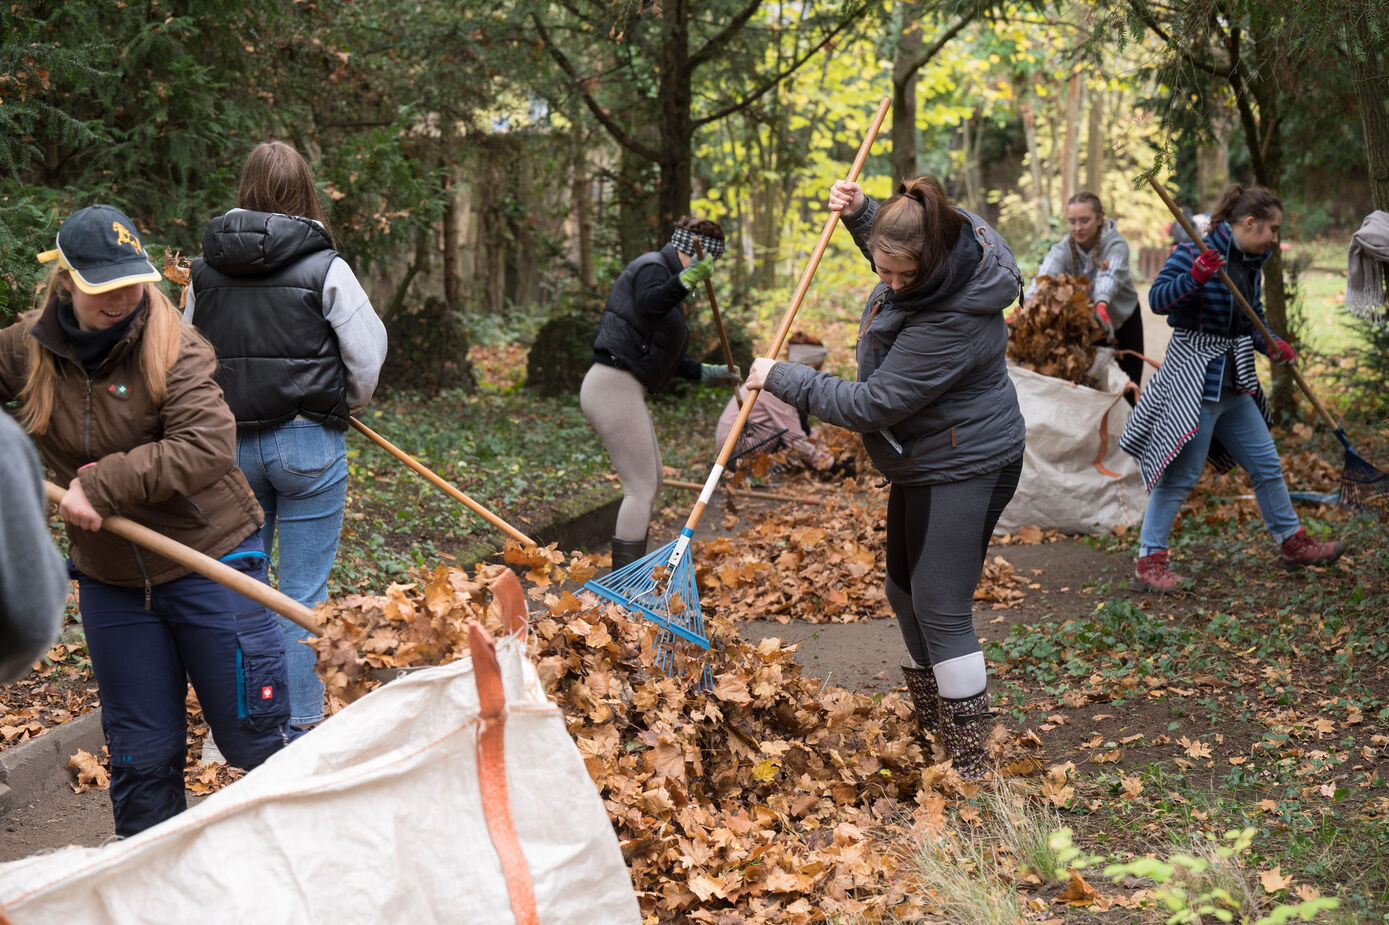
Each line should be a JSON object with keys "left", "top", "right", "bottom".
{"left": 933, "top": 651, "right": 987, "bottom": 700}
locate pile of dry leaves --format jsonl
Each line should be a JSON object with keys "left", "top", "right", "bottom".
{"left": 692, "top": 484, "right": 1025, "bottom": 624}
{"left": 1007, "top": 273, "right": 1105, "bottom": 386}
{"left": 309, "top": 547, "right": 1041, "bottom": 923}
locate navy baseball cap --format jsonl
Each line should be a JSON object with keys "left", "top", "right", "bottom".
{"left": 37, "top": 204, "right": 162, "bottom": 294}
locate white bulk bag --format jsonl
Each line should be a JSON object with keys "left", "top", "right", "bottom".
{"left": 0, "top": 613, "right": 641, "bottom": 925}
{"left": 996, "top": 349, "right": 1147, "bottom": 535}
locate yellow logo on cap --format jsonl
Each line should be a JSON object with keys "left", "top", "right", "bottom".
{"left": 112, "top": 221, "right": 144, "bottom": 255}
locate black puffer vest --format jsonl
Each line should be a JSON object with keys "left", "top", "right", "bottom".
{"left": 593, "top": 246, "right": 690, "bottom": 393}
{"left": 190, "top": 211, "right": 348, "bottom": 430}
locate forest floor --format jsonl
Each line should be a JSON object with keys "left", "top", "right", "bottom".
{"left": 3, "top": 261, "right": 1388, "bottom": 921}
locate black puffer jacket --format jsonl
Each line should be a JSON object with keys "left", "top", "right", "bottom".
{"left": 593, "top": 245, "right": 702, "bottom": 392}
{"left": 190, "top": 211, "right": 347, "bottom": 429}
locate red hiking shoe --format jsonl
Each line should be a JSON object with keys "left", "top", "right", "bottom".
{"left": 1279, "top": 528, "right": 1346, "bottom": 571}
{"left": 1134, "top": 550, "right": 1189, "bottom": 592}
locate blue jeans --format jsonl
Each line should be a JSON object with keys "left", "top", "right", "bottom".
{"left": 78, "top": 532, "right": 293, "bottom": 836}
{"left": 1139, "top": 391, "right": 1300, "bottom": 556}
{"left": 237, "top": 420, "right": 348, "bottom": 726}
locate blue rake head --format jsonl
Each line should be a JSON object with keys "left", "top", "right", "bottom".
{"left": 1335, "top": 429, "right": 1388, "bottom": 518}
{"left": 585, "top": 529, "right": 714, "bottom": 692}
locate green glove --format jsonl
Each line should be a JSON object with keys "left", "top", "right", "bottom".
{"left": 679, "top": 259, "right": 714, "bottom": 290}
{"left": 700, "top": 363, "right": 741, "bottom": 385}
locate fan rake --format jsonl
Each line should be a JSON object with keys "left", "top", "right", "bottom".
{"left": 586, "top": 95, "right": 892, "bottom": 691}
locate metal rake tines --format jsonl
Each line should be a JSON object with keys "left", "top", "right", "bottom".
{"left": 1335, "top": 432, "right": 1389, "bottom": 517}
{"left": 584, "top": 538, "right": 709, "bottom": 649}
{"left": 728, "top": 422, "right": 789, "bottom": 471}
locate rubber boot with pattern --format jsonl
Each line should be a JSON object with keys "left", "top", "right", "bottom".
{"left": 900, "top": 661, "right": 941, "bottom": 745}
{"left": 939, "top": 691, "right": 996, "bottom": 780}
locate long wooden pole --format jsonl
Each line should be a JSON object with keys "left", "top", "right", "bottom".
{"left": 693, "top": 236, "right": 739, "bottom": 381}
{"left": 349, "top": 417, "right": 537, "bottom": 547}
{"left": 665, "top": 95, "right": 891, "bottom": 569}
{"left": 1148, "top": 177, "right": 1344, "bottom": 434}
{"left": 44, "top": 481, "right": 321, "bottom": 634}
{"left": 662, "top": 478, "right": 822, "bottom": 505}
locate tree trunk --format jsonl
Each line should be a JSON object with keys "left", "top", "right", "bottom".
{"left": 1085, "top": 86, "right": 1103, "bottom": 195}
{"left": 1349, "top": 23, "right": 1389, "bottom": 211}
{"left": 1059, "top": 72, "right": 1082, "bottom": 206}
{"left": 891, "top": 0, "right": 923, "bottom": 183}
{"left": 655, "top": 0, "right": 694, "bottom": 231}
{"left": 617, "top": 148, "right": 657, "bottom": 262}
{"left": 572, "top": 138, "right": 595, "bottom": 289}
{"left": 442, "top": 173, "right": 461, "bottom": 314}
{"left": 1019, "top": 99, "right": 1050, "bottom": 231}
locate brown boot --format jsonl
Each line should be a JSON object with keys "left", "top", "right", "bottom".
{"left": 900, "top": 661, "right": 941, "bottom": 744}
{"left": 1134, "top": 550, "right": 1189, "bottom": 592}
{"left": 939, "top": 691, "right": 996, "bottom": 780}
{"left": 1279, "top": 528, "right": 1345, "bottom": 571}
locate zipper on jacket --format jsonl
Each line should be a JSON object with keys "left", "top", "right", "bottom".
{"left": 83, "top": 376, "right": 94, "bottom": 462}
{"left": 131, "top": 545, "right": 153, "bottom": 610}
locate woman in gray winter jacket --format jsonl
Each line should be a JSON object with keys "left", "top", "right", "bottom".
{"left": 746, "top": 177, "right": 1025, "bottom": 778}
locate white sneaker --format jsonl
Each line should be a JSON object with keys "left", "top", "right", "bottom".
{"left": 200, "top": 733, "right": 226, "bottom": 766}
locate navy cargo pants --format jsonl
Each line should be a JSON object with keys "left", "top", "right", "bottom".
{"left": 76, "top": 532, "right": 295, "bottom": 836}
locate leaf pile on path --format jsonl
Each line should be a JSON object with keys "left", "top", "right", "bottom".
{"left": 0, "top": 639, "right": 99, "bottom": 753}
{"left": 692, "top": 473, "right": 1026, "bottom": 624}
{"left": 1007, "top": 273, "right": 1104, "bottom": 386}
{"left": 310, "top": 546, "right": 1043, "bottom": 923}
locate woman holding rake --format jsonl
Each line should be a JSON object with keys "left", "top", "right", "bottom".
{"left": 0, "top": 204, "right": 294, "bottom": 835}
{"left": 1120, "top": 184, "right": 1346, "bottom": 591}
{"left": 746, "top": 177, "right": 1025, "bottom": 779}
{"left": 583, "top": 216, "right": 742, "bottom": 571}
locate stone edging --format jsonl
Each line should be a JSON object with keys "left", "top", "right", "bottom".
{"left": 0, "top": 708, "right": 104, "bottom": 815}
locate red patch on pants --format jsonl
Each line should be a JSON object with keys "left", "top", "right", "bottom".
{"left": 261, "top": 685, "right": 274, "bottom": 700}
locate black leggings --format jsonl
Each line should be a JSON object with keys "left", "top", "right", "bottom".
{"left": 1114, "top": 309, "right": 1146, "bottom": 401}
{"left": 885, "top": 459, "right": 1022, "bottom": 667}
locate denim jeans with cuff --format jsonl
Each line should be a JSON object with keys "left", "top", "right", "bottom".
{"left": 1139, "top": 390, "right": 1300, "bottom": 556}
{"left": 237, "top": 419, "right": 348, "bottom": 727}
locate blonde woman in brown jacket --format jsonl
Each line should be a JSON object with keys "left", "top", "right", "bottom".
{"left": 0, "top": 205, "right": 295, "bottom": 836}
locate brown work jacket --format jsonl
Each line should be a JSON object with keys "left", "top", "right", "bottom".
{"left": 0, "top": 301, "right": 262, "bottom": 590}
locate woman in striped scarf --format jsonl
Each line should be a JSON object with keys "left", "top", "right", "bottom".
{"left": 1119, "top": 184, "right": 1345, "bottom": 591}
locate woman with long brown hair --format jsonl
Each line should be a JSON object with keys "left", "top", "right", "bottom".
{"left": 187, "top": 141, "right": 387, "bottom": 733}
{"left": 746, "top": 177, "right": 1025, "bottom": 778}
{"left": 0, "top": 204, "right": 293, "bottom": 835}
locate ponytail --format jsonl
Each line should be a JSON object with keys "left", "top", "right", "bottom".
{"left": 867, "top": 176, "right": 964, "bottom": 287}
{"left": 1210, "top": 183, "right": 1282, "bottom": 225}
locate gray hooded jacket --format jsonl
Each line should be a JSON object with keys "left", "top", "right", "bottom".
{"left": 1028, "top": 218, "right": 1138, "bottom": 325}
{"left": 764, "top": 197, "right": 1026, "bottom": 485}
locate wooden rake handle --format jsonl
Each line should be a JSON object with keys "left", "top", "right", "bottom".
{"left": 679, "top": 95, "right": 891, "bottom": 540}
{"left": 44, "top": 480, "right": 322, "bottom": 635}
{"left": 1147, "top": 177, "right": 1343, "bottom": 434}
{"left": 349, "top": 417, "right": 537, "bottom": 547}
{"left": 692, "top": 236, "right": 740, "bottom": 391}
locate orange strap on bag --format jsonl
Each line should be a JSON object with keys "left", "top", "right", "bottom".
{"left": 469, "top": 621, "right": 540, "bottom": 925}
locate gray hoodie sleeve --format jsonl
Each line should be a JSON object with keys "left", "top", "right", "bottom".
{"left": 323, "top": 258, "right": 388, "bottom": 413}
{"left": 0, "top": 414, "right": 67, "bottom": 682}
{"left": 763, "top": 311, "right": 976, "bottom": 433}
{"left": 842, "top": 196, "right": 879, "bottom": 264}
{"left": 1026, "top": 238, "right": 1072, "bottom": 299}
{"left": 1092, "top": 234, "right": 1135, "bottom": 325}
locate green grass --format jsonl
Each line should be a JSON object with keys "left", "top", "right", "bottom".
{"left": 330, "top": 379, "right": 730, "bottom": 594}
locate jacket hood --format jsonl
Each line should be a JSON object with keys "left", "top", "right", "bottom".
{"left": 873, "top": 209, "right": 1021, "bottom": 316}
{"left": 200, "top": 209, "right": 334, "bottom": 277}
{"left": 1098, "top": 218, "right": 1123, "bottom": 250}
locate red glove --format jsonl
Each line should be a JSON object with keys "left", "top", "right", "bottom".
{"left": 1269, "top": 338, "right": 1296, "bottom": 366}
{"left": 1191, "top": 249, "right": 1226, "bottom": 285}
{"left": 1094, "top": 302, "right": 1114, "bottom": 339}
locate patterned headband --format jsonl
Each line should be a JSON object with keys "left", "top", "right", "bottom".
{"left": 670, "top": 227, "right": 726, "bottom": 260}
